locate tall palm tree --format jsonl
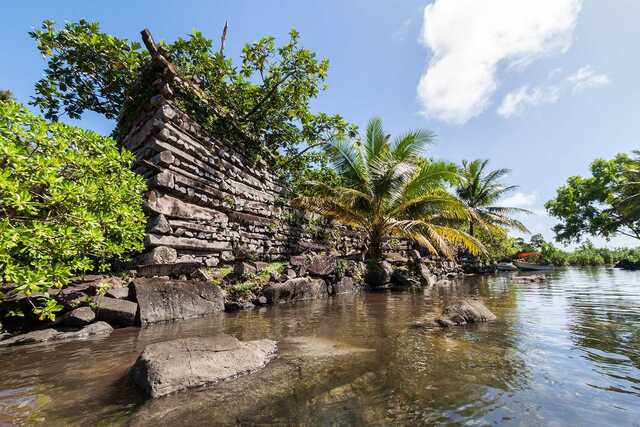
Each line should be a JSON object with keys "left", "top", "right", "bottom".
{"left": 296, "top": 118, "right": 485, "bottom": 262}
{"left": 456, "top": 159, "right": 530, "bottom": 238}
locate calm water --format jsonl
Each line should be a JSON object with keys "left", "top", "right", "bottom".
{"left": 1, "top": 268, "right": 640, "bottom": 426}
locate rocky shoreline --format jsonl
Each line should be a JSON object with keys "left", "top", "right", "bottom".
{"left": 0, "top": 250, "right": 464, "bottom": 345}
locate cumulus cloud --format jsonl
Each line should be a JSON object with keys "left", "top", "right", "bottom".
{"left": 497, "top": 86, "right": 560, "bottom": 118}
{"left": 500, "top": 191, "right": 537, "bottom": 208}
{"left": 417, "top": 0, "right": 583, "bottom": 124}
{"left": 567, "top": 65, "right": 610, "bottom": 92}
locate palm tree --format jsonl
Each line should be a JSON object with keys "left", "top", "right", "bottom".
{"left": 296, "top": 118, "right": 485, "bottom": 263}
{"left": 456, "top": 159, "right": 530, "bottom": 238}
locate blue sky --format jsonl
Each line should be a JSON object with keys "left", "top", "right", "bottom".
{"left": 2, "top": 0, "right": 638, "bottom": 247}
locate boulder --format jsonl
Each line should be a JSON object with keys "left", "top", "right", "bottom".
{"left": 234, "top": 261, "right": 257, "bottom": 277}
{"left": 106, "top": 286, "right": 130, "bottom": 299}
{"left": 95, "top": 296, "right": 138, "bottom": 326}
{"left": 129, "top": 335, "right": 278, "bottom": 398}
{"left": 364, "top": 261, "right": 393, "bottom": 287}
{"left": 262, "top": 277, "right": 328, "bottom": 304}
{"left": 436, "top": 299, "right": 497, "bottom": 327}
{"left": 131, "top": 278, "right": 224, "bottom": 325}
{"left": 333, "top": 277, "right": 355, "bottom": 295}
{"left": 136, "top": 262, "right": 201, "bottom": 278}
{"left": 418, "top": 262, "right": 436, "bottom": 287}
{"left": 148, "top": 214, "right": 172, "bottom": 234}
{"left": 138, "top": 246, "right": 178, "bottom": 265}
{"left": 289, "top": 255, "right": 307, "bottom": 267}
{"left": 307, "top": 256, "right": 337, "bottom": 277}
{"left": 391, "top": 269, "right": 419, "bottom": 287}
{"left": 59, "top": 307, "right": 95, "bottom": 327}
{"left": 0, "top": 321, "right": 113, "bottom": 347}
{"left": 385, "top": 252, "right": 408, "bottom": 265}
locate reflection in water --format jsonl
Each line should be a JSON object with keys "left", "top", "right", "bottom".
{"left": 0, "top": 268, "right": 639, "bottom": 425}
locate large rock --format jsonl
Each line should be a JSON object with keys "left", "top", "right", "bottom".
{"left": 436, "top": 299, "right": 497, "bottom": 327}
{"left": 0, "top": 322, "right": 113, "bottom": 347}
{"left": 138, "top": 246, "right": 178, "bottom": 265}
{"left": 417, "top": 262, "right": 436, "bottom": 287}
{"left": 307, "top": 256, "right": 337, "bottom": 277}
{"left": 95, "top": 296, "right": 138, "bottom": 326}
{"left": 262, "top": 277, "right": 328, "bottom": 304}
{"left": 129, "top": 335, "right": 278, "bottom": 398}
{"left": 131, "top": 278, "right": 224, "bottom": 325}
{"left": 58, "top": 307, "right": 95, "bottom": 327}
{"left": 364, "top": 261, "right": 393, "bottom": 287}
{"left": 333, "top": 277, "right": 355, "bottom": 295}
{"left": 391, "top": 269, "right": 419, "bottom": 287}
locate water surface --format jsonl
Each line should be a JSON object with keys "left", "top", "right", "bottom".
{"left": 1, "top": 268, "right": 639, "bottom": 425}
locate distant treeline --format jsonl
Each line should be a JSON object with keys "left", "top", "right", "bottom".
{"left": 510, "top": 234, "right": 640, "bottom": 267}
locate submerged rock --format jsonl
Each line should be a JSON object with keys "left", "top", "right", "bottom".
{"left": 262, "top": 277, "right": 328, "bottom": 304}
{"left": 436, "top": 299, "right": 497, "bottom": 327}
{"left": 0, "top": 321, "right": 113, "bottom": 347}
{"left": 512, "top": 275, "right": 546, "bottom": 284}
{"left": 129, "top": 335, "right": 278, "bottom": 398}
{"left": 131, "top": 278, "right": 224, "bottom": 325}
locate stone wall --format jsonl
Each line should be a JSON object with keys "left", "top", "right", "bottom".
{"left": 120, "top": 96, "right": 381, "bottom": 270}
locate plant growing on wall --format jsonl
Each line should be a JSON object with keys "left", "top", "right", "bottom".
{"left": 29, "top": 20, "right": 356, "bottom": 189}
{"left": 0, "top": 100, "right": 146, "bottom": 320}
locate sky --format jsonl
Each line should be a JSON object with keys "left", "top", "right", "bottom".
{"left": 1, "top": 0, "right": 638, "bottom": 248}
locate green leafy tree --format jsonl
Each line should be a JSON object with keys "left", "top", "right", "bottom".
{"left": 0, "top": 101, "right": 146, "bottom": 320}
{"left": 456, "top": 159, "right": 530, "bottom": 238}
{"left": 546, "top": 152, "right": 640, "bottom": 243}
{"left": 296, "top": 118, "right": 485, "bottom": 262}
{"left": 0, "top": 90, "right": 13, "bottom": 102}
{"left": 29, "top": 20, "right": 356, "bottom": 186}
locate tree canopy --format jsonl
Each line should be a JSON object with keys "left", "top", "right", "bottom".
{"left": 545, "top": 152, "right": 640, "bottom": 243}
{"left": 297, "top": 118, "right": 485, "bottom": 262}
{"left": 29, "top": 20, "right": 356, "bottom": 188}
{"left": 0, "top": 100, "right": 146, "bottom": 320}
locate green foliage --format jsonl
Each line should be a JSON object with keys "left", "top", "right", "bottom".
{"left": 546, "top": 152, "right": 640, "bottom": 243}
{"left": 456, "top": 159, "right": 530, "bottom": 238}
{"left": 0, "top": 90, "right": 14, "bottom": 103}
{"left": 225, "top": 262, "right": 285, "bottom": 299}
{"left": 29, "top": 20, "right": 356, "bottom": 189}
{"left": 296, "top": 118, "right": 485, "bottom": 260}
{"left": 0, "top": 100, "right": 146, "bottom": 319}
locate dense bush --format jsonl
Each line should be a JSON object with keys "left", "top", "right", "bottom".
{"left": 0, "top": 100, "right": 146, "bottom": 320}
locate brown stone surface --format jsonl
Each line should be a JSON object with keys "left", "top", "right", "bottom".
{"left": 131, "top": 278, "right": 224, "bottom": 325}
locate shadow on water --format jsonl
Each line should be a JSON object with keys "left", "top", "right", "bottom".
{"left": 0, "top": 268, "right": 639, "bottom": 425}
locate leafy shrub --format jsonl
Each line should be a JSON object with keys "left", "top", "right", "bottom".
{"left": 0, "top": 100, "right": 146, "bottom": 320}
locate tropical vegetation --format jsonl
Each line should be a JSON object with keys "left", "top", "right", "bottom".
{"left": 546, "top": 151, "right": 640, "bottom": 243}
{"left": 0, "top": 100, "right": 146, "bottom": 320}
{"left": 297, "top": 118, "right": 485, "bottom": 262}
{"left": 29, "top": 19, "right": 356, "bottom": 189}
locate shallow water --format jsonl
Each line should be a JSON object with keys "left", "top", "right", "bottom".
{"left": 1, "top": 268, "right": 640, "bottom": 426}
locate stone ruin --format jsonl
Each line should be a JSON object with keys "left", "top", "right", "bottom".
{"left": 118, "top": 31, "right": 398, "bottom": 276}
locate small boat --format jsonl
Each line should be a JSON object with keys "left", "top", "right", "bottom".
{"left": 496, "top": 262, "right": 518, "bottom": 271}
{"left": 513, "top": 260, "right": 554, "bottom": 271}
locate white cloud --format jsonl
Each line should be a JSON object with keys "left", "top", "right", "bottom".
{"left": 567, "top": 65, "right": 610, "bottom": 92}
{"left": 393, "top": 18, "right": 413, "bottom": 42}
{"left": 500, "top": 191, "right": 537, "bottom": 208}
{"left": 417, "top": 0, "right": 583, "bottom": 124}
{"left": 497, "top": 86, "right": 560, "bottom": 118}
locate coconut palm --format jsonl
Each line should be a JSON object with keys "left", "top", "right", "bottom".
{"left": 296, "top": 118, "right": 485, "bottom": 262}
{"left": 456, "top": 159, "right": 530, "bottom": 238}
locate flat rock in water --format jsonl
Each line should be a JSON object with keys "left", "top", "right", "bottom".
{"left": 0, "top": 321, "right": 113, "bottom": 347}
{"left": 95, "top": 296, "right": 138, "bottom": 326}
{"left": 129, "top": 335, "right": 278, "bottom": 398}
{"left": 131, "top": 278, "right": 224, "bottom": 325}
{"left": 262, "top": 277, "right": 328, "bottom": 304}
{"left": 512, "top": 275, "right": 546, "bottom": 284}
{"left": 436, "top": 299, "right": 497, "bottom": 327}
